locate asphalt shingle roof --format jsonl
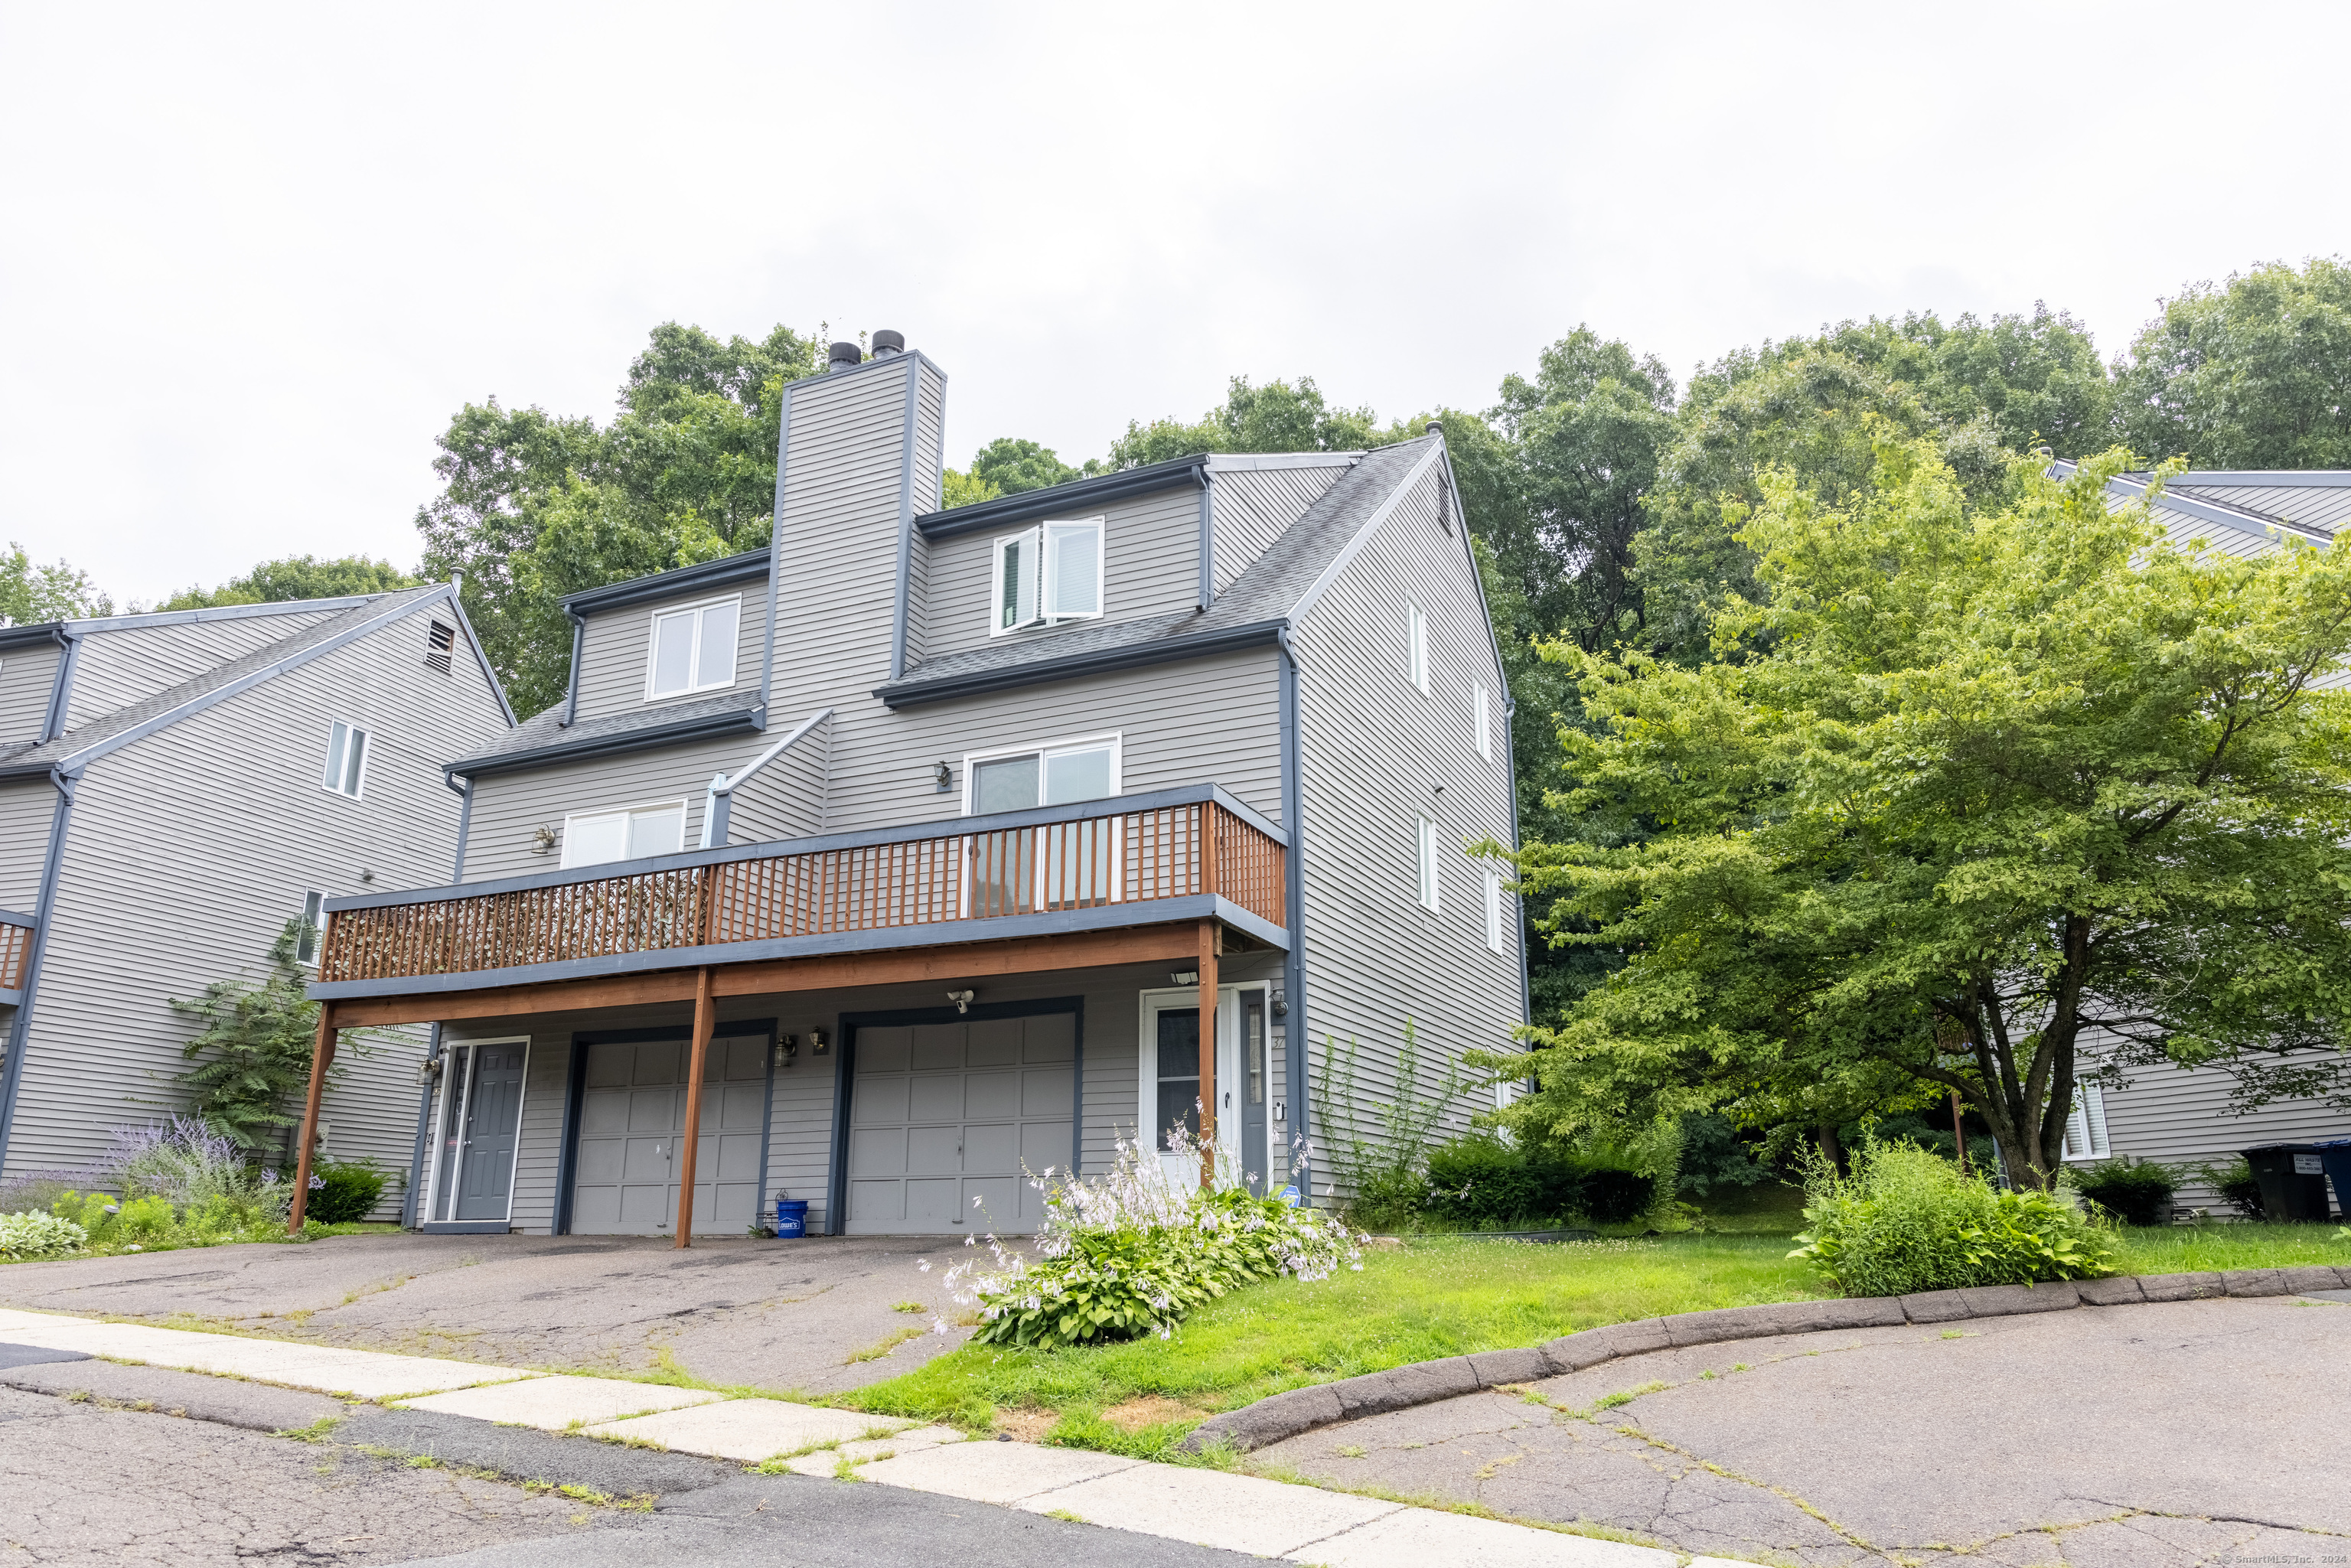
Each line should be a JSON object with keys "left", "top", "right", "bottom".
{"left": 450, "top": 689, "right": 765, "bottom": 771}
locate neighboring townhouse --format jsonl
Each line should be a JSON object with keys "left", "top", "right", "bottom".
{"left": 0, "top": 586, "right": 514, "bottom": 1214}
{"left": 2049, "top": 464, "right": 2351, "bottom": 1214}
{"left": 304, "top": 334, "right": 1528, "bottom": 1239}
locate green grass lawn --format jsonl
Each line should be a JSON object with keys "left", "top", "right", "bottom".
{"left": 844, "top": 1220, "right": 2349, "bottom": 1456}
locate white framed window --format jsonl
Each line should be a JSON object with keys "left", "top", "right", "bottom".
{"left": 990, "top": 517, "right": 1105, "bottom": 635}
{"left": 1415, "top": 816, "right": 1440, "bottom": 911}
{"left": 560, "top": 799, "right": 688, "bottom": 869}
{"left": 321, "top": 720, "right": 369, "bottom": 799}
{"left": 1473, "top": 683, "right": 1491, "bottom": 759}
{"left": 964, "top": 732, "right": 1122, "bottom": 813}
{"left": 1407, "top": 602, "right": 1429, "bottom": 693}
{"left": 644, "top": 595, "right": 741, "bottom": 699}
{"left": 1483, "top": 869, "right": 1507, "bottom": 954}
{"left": 2061, "top": 1084, "right": 2111, "bottom": 1161}
{"left": 294, "top": 889, "right": 325, "bottom": 967}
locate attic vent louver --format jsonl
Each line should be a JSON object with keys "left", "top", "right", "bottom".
{"left": 426, "top": 620, "right": 456, "bottom": 676}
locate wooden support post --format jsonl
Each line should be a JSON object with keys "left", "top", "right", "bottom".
{"left": 288, "top": 1005, "right": 337, "bottom": 1234}
{"left": 1198, "top": 918, "right": 1219, "bottom": 1189}
{"left": 674, "top": 966, "right": 716, "bottom": 1248}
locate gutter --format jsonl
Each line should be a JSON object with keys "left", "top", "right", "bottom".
{"left": 450, "top": 703, "right": 765, "bottom": 780}
{"left": 875, "top": 618, "right": 1288, "bottom": 709}
{"left": 37, "top": 628, "right": 78, "bottom": 744}
{"left": 917, "top": 455, "right": 1211, "bottom": 541}
{"left": 559, "top": 610, "right": 585, "bottom": 728}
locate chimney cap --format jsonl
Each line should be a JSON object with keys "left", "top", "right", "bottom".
{"left": 1426, "top": 419, "right": 1445, "bottom": 436}
{"left": 827, "top": 341, "right": 861, "bottom": 370}
{"left": 871, "top": 329, "right": 905, "bottom": 357}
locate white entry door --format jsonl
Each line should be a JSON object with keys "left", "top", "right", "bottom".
{"left": 1140, "top": 987, "right": 1253, "bottom": 1191}
{"left": 844, "top": 1012, "right": 1076, "bottom": 1235}
{"left": 569, "top": 1032, "right": 768, "bottom": 1235}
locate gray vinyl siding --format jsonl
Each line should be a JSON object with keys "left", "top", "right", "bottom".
{"left": 2074, "top": 1039, "right": 2350, "bottom": 1214}
{"left": 0, "top": 782, "right": 56, "bottom": 913}
{"left": 1211, "top": 466, "right": 1348, "bottom": 596}
{"left": 571, "top": 579, "right": 771, "bottom": 726}
{"left": 0, "top": 641, "right": 61, "bottom": 746}
{"left": 461, "top": 729, "right": 779, "bottom": 882}
{"left": 920, "top": 483, "right": 1203, "bottom": 662}
{"left": 0, "top": 600, "right": 510, "bottom": 1201}
{"left": 899, "top": 361, "right": 946, "bottom": 670}
{"left": 63, "top": 611, "right": 337, "bottom": 732}
{"left": 1288, "top": 460, "right": 1522, "bottom": 1203}
{"left": 725, "top": 716, "right": 829, "bottom": 846}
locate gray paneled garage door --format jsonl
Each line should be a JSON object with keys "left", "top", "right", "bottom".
{"left": 846, "top": 1012, "right": 1075, "bottom": 1235}
{"left": 569, "top": 1032, "right": 768, "bottom": 1235}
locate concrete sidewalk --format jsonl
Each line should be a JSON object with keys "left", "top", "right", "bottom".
{"left": 0, "top": 1306, "right": 1702, "bottom": 1568}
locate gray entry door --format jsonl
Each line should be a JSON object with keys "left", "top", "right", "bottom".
{"left": 454, "top": 1043, "right": 527, "bottom": 1221}
{"left": 846, "top": 1013, "right": 1075, "bottom": 1235}
{"left": 569, "top": 1033, "right": 768, "bottom": 1235}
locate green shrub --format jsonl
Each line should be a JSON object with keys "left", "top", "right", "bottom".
{"left": 0, "top": 1211, "right": 87, "bottom": 1261}
{"left": 1790, "top": 1140, "right": 2117, "bottom": 1296}
{"left": 308, "top": 1161, "right": 386, "bottom": 1224}
{"left": 1423, "top": 1134, "right": 1558, "bottom": 1227}
{"left": 2191, "top": 1158, "right": 2266, "bottom": 1220}
{"left": 2072, "top": 1159, "right": 2178, "bottom": 1227}
{"left": 51, "top": 1190, "right": 120, "bottom": 1243}
{"left": 945, "top": 1136, "right": 1362, "bottom": 1349}
{"left": 1581, "top": 1164, "right": 1658, "bottom": 1224}
{"left": 116, "top": 1195, "right": 177, "bottom": 1243}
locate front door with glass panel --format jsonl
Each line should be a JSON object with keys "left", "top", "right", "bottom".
{"left": 426, "top": 1039, "right": 529, "bottom": 1225}
{"left": 1141, "top": 987, "right": 1268, "bottom": 1191}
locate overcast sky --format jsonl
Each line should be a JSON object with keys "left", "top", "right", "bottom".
{"left": 5, "top": 2, "right": 2348, "bottom": 607}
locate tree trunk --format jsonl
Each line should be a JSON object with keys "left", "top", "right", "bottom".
{"left": 1815, "top": 1123, "right": 1845, "bottom": 1175}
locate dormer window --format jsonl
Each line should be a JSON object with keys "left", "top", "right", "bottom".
{"left": 645, "top": 595, "right": 740, "bottom": 699}
{"left": 991, "top": 517, "right": 1104, "bottom": 635}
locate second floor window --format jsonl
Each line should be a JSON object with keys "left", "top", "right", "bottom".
{"left": 646, "top": 595, "right": 740, "bottom": 699}
{"left": 992, "top": 517, "right": 1104, "bottom": 634}
{"left": 1415, "top": 815, "right": 1440, "bottom": 911}
{"left": 1483, "top": 869, "right": 1506, "bottom": 954}
{"left": 322, "top": 720, "right": 369, "bottom": 799}
{"left": 967, "top": 735, "right": 1119, "bottom": 813}
{"left": 1474, "top": 683, "right": 1491, "bottom": 759}
{"left": 562, "top": 800, "right": 687, "bottom": 869}
{"left": 1407, "top": 603, "right": 1429, "bottom": 693}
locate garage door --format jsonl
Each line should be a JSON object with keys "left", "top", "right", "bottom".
{"left": 569, "top": 1032, "right": 768, "bottom": 1235}
{"left": 846, "top": 1012, "right": 1075, "bottom": 1235}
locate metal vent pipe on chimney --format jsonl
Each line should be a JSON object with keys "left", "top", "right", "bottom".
{"left": 870, "top": 329, "right": 905, "bottom": 358}
{"left": 827, "top": 341, "right": 861, "bottom": 373}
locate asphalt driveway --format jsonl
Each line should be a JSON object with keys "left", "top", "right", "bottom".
{"left": 0, "top": 1232, "right": 981, "bottom": 1394}
{"left": 1251, "top": 1293, "right": 2351, "bottom": 1568}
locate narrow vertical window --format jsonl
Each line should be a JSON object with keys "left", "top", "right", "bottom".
{"left": 1484, "top": 869, "right": 1506, "bottom": 954}
{"left": 1407, "top": 604, "right": 1429, "bottom": 693}
{"left": 1415, "top": 816, "right": 1440, "bottom": 911}
{"left": 295, "top": 890, "right": 325, "bottom": 967}
{"left": 1474, "top": 683, "right": 1491, "bottom": 759}
{"left": 322, "top": 720, "right": 369, "bottom": 799}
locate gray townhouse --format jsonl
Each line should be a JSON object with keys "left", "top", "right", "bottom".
{"left": 0, "top": 586, "right": 514, "bottom": 1212}
{"left": 2049, "top": 463, "right": 2350, "bottom": 1215}
{"left": 302, "top": 333, "right": 1529, "bottom": 1239}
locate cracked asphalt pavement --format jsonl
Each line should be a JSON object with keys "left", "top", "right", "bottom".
{"left": 0, "top": 1232, "right": 982, "bottom": 1393}
{"left": 0, "top": 1374, "right": 1258, "bottom": 1568}
{"left": 1251, "top": 1294, "right": 2351, "bottom": 1568}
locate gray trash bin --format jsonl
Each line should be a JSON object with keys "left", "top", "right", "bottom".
{"left": 2242, "top": 1144, "right": 2331, "bottom": 1222}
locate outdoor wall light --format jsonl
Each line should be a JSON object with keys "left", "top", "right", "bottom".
{"left": 809, "top": 1029, "right": 830, "bottom": 1055}
{"left": 416, "top": 1055, "right": 442, "bottom": 1086}
{"left": 1271, "top": 989, "right": 1288, "bottom": 1016}
{"left": 1171, "top": 970, "right": 1199, "bottom": 986}
{"left": 773, "top": 1034, "right": 799, "bottom": 1068}
{"left": 947, "top": 989, "right": 974, "bottom": 1014}
{"left": 934, "top": 761, "right": 953, "bottom": 793}
{"left": 531, "top": 825, "right": 557, "bottom": 856}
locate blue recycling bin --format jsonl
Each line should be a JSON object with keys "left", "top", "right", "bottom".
{"left": 774, "top": 1199, "right": 810, "bottom": 1237}
{"left": 2314, "top": 1139, "right": 2351, "bottom": 1221}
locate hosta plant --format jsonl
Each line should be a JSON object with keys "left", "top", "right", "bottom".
{"left": 928, "top": 1131, "right": 1362, "bottom": 1349}
{"left": 0, "top": 1211, "right": 88, "bottom": 1262}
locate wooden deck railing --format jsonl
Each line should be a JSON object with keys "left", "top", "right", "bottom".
{"left": 0, "top": 920, "right": 31, "bottom": 993}
{"left": 318, "top": 797, "right": 1283, "bottom": 986}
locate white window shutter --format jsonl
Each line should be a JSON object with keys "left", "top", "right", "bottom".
{"left": 2081, "top": 1084, "right": 2110, "bottom": 1157}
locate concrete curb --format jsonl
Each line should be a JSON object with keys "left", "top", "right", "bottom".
{"left": 1179, "top": 1264, "right": 2351, "bottom": 1454}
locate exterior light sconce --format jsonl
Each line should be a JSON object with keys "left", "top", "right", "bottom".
{"left": 1272, "top": 989, "right": 1289, "bottom": 1017}
{"left": 416, "top": 1055, "right": 442, "bottom": 1086}
{"left": 809, "top": 1028, "right": 830, "bottom": 1055}
{"left": 773, "top": 1034, "right": 799, "bottom": 1069}
{"left": 934, "top": 761, "right": 953, "bottom": 793}
{"left": 532, "top": 825, "right": 557, "bottom": 856}
{"left": 1170, "top": 970, "right": 1199, "bottom": 986}
{"left": 946, "top": 989, "right": 974, "bottom": 1014}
